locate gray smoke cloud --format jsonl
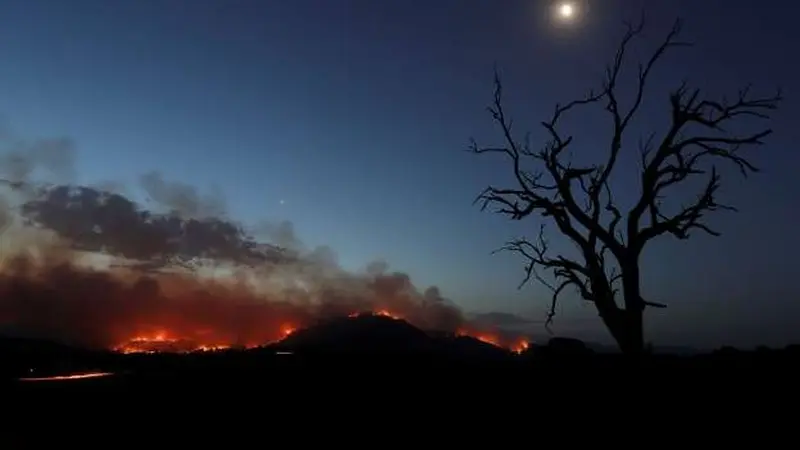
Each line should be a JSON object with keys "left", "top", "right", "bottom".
{"left": 139, "top": 171, "right": 227, "bottom": 220}
{"left": 0, "top": 137, "right": 75, "bottom": 185}
{"left": 0, "top": 125, "right": 529, "bottom": 351}
{"left": 251, "top": 219, "right": 304, "bottom": 252}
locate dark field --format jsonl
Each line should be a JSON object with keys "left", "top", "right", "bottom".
{"left": 5, "top": 315, "right": 800, "bottom": 396}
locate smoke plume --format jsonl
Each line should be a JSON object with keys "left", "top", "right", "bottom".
{"left": 0, "top": 130, "right": 478, "bottom": 351}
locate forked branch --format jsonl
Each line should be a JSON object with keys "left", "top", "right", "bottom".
{"left": 629, "top": 80, "right": 782, "bottom": 249}
{"left": 493, "top": 225, "right": 592, "bottom": 329}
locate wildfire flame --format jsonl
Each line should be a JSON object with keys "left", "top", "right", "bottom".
{"left": 114, "top": 321, "right": 298, "bottom": 354}
{"left": 374, "top": 309, "right": 402, "bottom": 320}
{"left": 112, "top": 310, "right": 532, "bottom": 355}
{"left": 114, "top": 330, "right": 233, "bottom": 354}
{"left": 512, "top": 339, "right": 529, "bottom": 354}
{"left": 454, "top": 328, "right": 532, "bottom": 354}
{"left": 347, "top": 310, "right": 402, "bottom": 320}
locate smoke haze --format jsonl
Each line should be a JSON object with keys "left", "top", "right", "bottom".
{"left": 0, "top": 128, "right": 482, "bottom": 351}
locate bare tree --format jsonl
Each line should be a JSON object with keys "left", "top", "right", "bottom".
{"left": 469, "top": 18, "right": 782, "bottom": 356}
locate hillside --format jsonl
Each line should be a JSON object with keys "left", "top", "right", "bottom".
{"left": 4, "top": 314, "right": 800, "bottom": 392}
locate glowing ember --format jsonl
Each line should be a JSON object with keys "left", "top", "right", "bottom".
{"left": 347, "top": 310, "right": 402, "bottom": 320}
{"left": 374, "top": 309, "right": 402, "bottom": 320}
{"left": 512, "top": 340, "right": 529, "bottom": 354}
{"left": 196, "top": 344, "right": 230, "bottom": 352}
{"left": 18, "top": 372, "right": 114, "bottom": 382}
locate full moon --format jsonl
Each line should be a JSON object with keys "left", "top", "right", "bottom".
{"left": 553, "top": 1, "right": 582, "bottom": 24}
{"left": 559, "top": 3, "right": 574, "bottom": 18}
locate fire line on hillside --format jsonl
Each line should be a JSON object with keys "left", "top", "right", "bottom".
{"left": 113, "top": 310, "right": 530, "bottom": 355}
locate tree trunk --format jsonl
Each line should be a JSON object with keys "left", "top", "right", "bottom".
{"left": 618, "top": 262, "right": 645, "bottom": 358}
{"left": 599, "top": 307, "right": 644, "bottom": 357}
{"left": 591, "top": 258, "right": 646, "bottom": 357}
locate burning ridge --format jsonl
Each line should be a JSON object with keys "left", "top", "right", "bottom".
{"left": 0, "top": 179, "right": 529, "bottom": 354}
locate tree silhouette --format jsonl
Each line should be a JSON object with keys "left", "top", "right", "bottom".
{"left": 469, "top": 19, "right": 782, "bottom": 356}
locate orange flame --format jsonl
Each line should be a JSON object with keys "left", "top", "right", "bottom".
{"left": 281, "top": 324, "right": 296, "bottom": 337}
{"left": 114, "top": 330, "right": 236, "bottom": 354}
{"left": 196, "top": 344, "right": 230, "bottom": 352}
{"left": 115, "top": 331, "right": 176, "bottom": 354}
{"left": 456, "top": 328, "right": 531, "bottom": 353}
{"left": 347, "top": 310, "right": 402, "bottom": 320}
{"left": 512, "top": 339, "right": 529, "bottom": 354}
{"left": 111, "top": 310, "right": 530, "bottom": 354}
{"left": 374, "top": 309, "right": 402, "bottom": 320}
{"left": 474, "top": 333, "right": 500, "bottom": 346}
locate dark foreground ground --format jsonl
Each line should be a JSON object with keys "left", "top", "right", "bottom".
{"left": 5, "top": 315, "right": 800, "bottom": 397}
{"left": 2, "top": 318, "right": 794, "bottom": 444}
{"left": 5, "top": 343, "right": 800, "bottom": 433}
{"left": 6, "top": 339, "right": 800, "bottom": 393}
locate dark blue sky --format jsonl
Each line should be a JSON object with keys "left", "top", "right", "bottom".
{"left": 1, "top": 0, "right": 797, "bottom": 348}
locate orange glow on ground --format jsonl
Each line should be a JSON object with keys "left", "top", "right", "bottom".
{"left": 18, "top": 372, "right": 114, "bottom": 382}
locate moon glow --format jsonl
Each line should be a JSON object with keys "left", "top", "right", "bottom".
{"left": 559, "top": 3, "right": 574, "bottom": 18}
{"left": 552, "top": 1, "right": 583, "bottom": 25}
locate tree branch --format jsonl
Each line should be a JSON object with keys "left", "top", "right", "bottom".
{"left": 630, "top": 79, "right": 782, "bottom": 248}
{"left": 492, "top": 225, "right": 594, "bottom": 330}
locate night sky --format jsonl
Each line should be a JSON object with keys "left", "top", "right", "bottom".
{"left": 0, "top": 0, "right": 797, "bottom": 349}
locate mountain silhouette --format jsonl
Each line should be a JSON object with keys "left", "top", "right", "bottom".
{"left": 274, "top": 314, "right": 438, "bottom": 355}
